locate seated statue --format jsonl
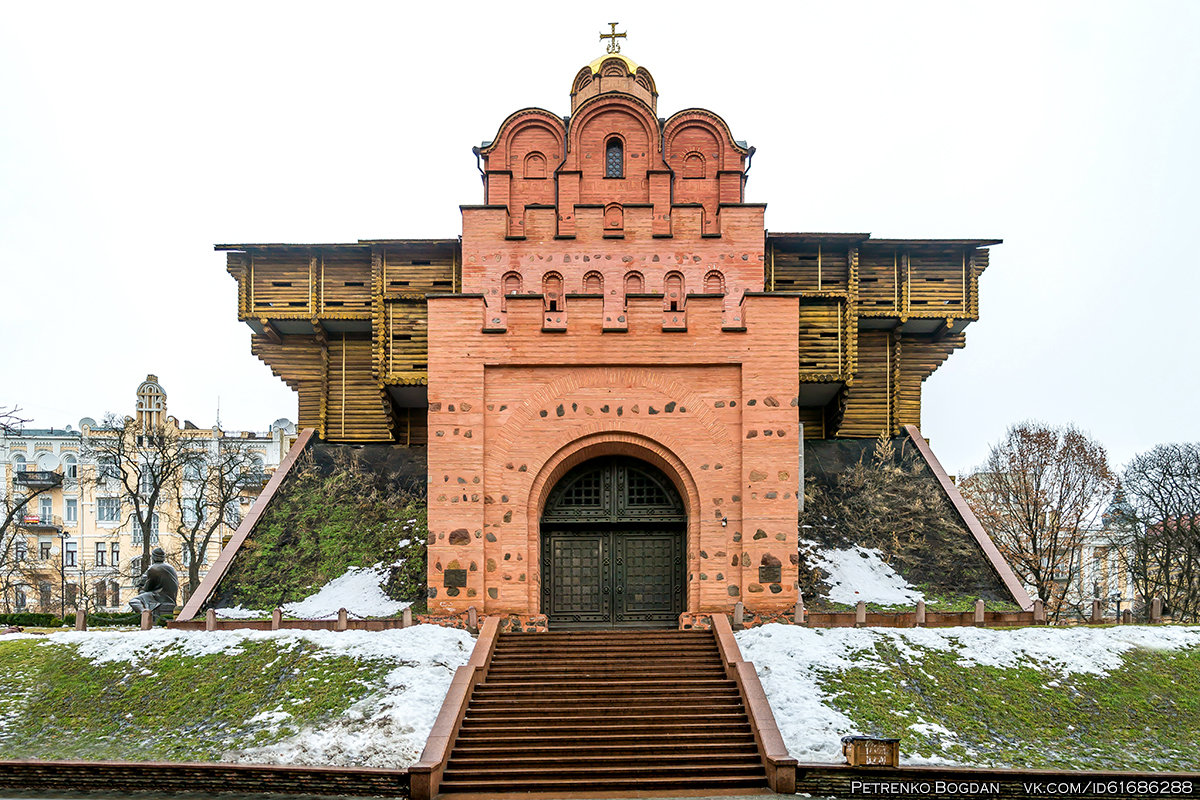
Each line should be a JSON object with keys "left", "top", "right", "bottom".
{"left": 129, "top": 547, "right": 179, "bottom": 621}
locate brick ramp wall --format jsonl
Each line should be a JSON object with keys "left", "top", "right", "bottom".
{"left": 0, "top": 760, "right": 408, "bottom": 797}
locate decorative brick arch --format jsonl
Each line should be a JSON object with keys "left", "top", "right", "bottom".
{"left": 523, "top": 428, "right": 705, "bottom": 614}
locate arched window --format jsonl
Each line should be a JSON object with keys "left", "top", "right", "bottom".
{"left": 605, "top": 137, "right": 623, "bottom": 178}
{"left": 704, "top": 270, "right": 725, "bottom": 294}
{"left": 63, "top": 454, "right": 78, "bottom": 479}
{"left": 664, "top": 272, "right": 685, "bottom": 312}
{"left": 624, "top": 271, "right": 644, "bottom": 295}
{"left": 543, "top": 272, "right": 564, "bottom": 312}
{"left": 502, "top": 271, "right": 522, "bottom": 295}
{"left": 683, "top": 152, "right": 706, "bottom": 179}
{"left": 523, "top": 151, "right": 546, "bottom": 179}
{"left": 583, "top": 271, "right": 603, "bottom": 294}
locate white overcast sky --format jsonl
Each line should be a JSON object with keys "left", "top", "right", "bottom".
{"left": 2, "top": 1, "right": 1198, "bottom": 475}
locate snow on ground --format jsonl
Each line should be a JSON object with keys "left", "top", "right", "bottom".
{"left": 735, "top": 623, "right": 1200, "bottom": 765}
{"left": 801, "top": 539, "right": 923, "bottom": 605}
{"left": 44, "top": 624, "right": 475, "bottom": 768}
{"left": 214, "top": 563, "right": 410, "bottom": 620}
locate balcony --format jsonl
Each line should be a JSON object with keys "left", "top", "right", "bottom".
{"left": 18, "top": 513, "right": 63, "bottom": 531}
{"left": 13, "top": 470, "right": 62, "bottom": 488}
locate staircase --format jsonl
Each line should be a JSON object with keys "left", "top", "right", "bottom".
{"left": 437, "top": 629, "right": 770, "bottom": 795}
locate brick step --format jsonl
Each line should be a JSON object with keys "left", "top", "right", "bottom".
{"left": 465, "top": 702, "right": 743, "bottom": 717}
{"left": 499, "top": 632, "right": 712, "bottom": 639}
{"left": 485, "top": 664, "right": 726, "bottom": 675}
{"left": 463, "top": 705, "right": 744, "bottom": 719}
{"left": 450, "top": 741, "right": 760, "bottom": 757}
{"left": 440, "top": 762, "right": 768, "bottom": 780}
{"left": 451, "top": 748, "right": 758, "bottom": 767}
{"left": 458, "top": 719, "right": 752, "bottom": 735}
{"left": 461, "top": 713, "right": 750, "bottom": 728}
{"left": 487, "top": 655, "right": 723, "bottom": 665}
{"left": 477, "top": 678, "right": 737, "bottom": 692}
{"left": 453, "top": 727, "right": 755, "bottom": 742}
{"left": 494, "top": 641, "right": 717, "bottom": 652}
{"left": 471, "top": 686, "right": 741, "bottom": 701}
{"left": 437, "top": 774, "right": 769, "bottom": 794}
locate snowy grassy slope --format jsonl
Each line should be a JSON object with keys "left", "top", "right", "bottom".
{"left": 0, "top": 626, "right": 472, "bottom": 768}
{"left": 737, "top": 624, "right": 1200, "bottom": 771}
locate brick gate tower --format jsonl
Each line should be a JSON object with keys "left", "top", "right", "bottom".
{"left": 218, "top": 44, "right": 1023, "bottom": 627}
{"left": 425, "top": 52, "right": 800, "bottom": 626}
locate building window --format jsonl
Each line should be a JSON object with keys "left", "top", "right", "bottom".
{"left": 12, "top": 454, "right": 26, "bottom": 473}
{"left": 39, "top": 496, "right": 52, "bottom": 523}
{"left": 65, "top": 540, "right": 77, "bottom": 567}
{"left": 182, "top": 498, "right": 204, "bottom": 525}
{"left": 15, "top": 540, "right": 26, "bottom": 562}
{"left": 224, "top": 500, "right": 241, "bottom": 528}
{"left": 605, "top": 137, "right": 623, "bottom": 178}
{"left": 97, "top": 497, "right": 121, "bottom": 523}
{"left": 131, "top": 556, "right": 143, "bottom": 575}
{"left": 99, "top": 456, "right": 119, "bottom": 482}
{"left": 108, "top": 580, "right": 119, "bottom": 604}
{"left": 138, "top": 469, "right": 154, "bottom": 497}
{"left": 65, "top": 583, "right": 77, "bottom": 607}
{"left": 63, "top": 454, "right": 78, "bottom": 479}
{"left": 39, "top": 583, "right": 51, "bottom": 608}
{"left": 183, "top": 546, "right": 208, "bottom": 568}
{"left": 65, "top": 498, "right": 77, "bottom": 524}
{"left": 95, "top": 542, "right": 106, "bottom": 566}
{"left": 110, "top": 542, "right": 120, "bottom": 566}
{"left": 39, "top": 541, "right": 52, "bottom": 560}
{"left": 131, "top": 513, "right": 160, "bottom": 546}
{"left": 95, "top": 580, "right": 107, "bottom": 608}
{"left": 14, "top": 586, "right": 26, "bottom": 609}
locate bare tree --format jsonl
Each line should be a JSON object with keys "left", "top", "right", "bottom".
{"left": 960, "top": 422, "right": 1114, "bottom": 623}
{"left": 83, "top": 414, "right": 192, "bottom": 573}
{"left": 172, "top": 440, "right": 260, "bottom": 594}
{"left": 1111, "top": 443, "right": 1200, "bottom": 622}
{"left": 1, "top": 406, "right": 28, "bottom": 435}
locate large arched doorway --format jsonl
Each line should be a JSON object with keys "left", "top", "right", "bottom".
{"left": 541, "top": 456, "right": 685, "bottom": 629}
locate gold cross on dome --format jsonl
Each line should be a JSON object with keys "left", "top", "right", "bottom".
{"left": 600, "top": 22, "right": 626, "bottom": 54}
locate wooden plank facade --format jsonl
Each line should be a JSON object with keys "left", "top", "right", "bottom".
{"left": 225, "top": 234, "right": 991, "bottom": 444}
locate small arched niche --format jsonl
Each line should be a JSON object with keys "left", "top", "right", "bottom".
{"left": 603, "top": 203, "right": 624, "bottom": 232}
{"left": 503, "top": 271, "right": 523, "bottom": 295}
{"left": 583, "top": 271, "right": 603, "bottom": 294}
{"left": 664, "top": 271, "right": 685, "bottom": 311}
{"left": 703, "top": 270, "right": 725, "bottom": 294}
{"left": 682, "top": 152, "right": 706, "bottom": 179}
{"left": 523, "top": 151, "right": 547, "bottom": 179}
{"left": 543, "top": 271, "right": 564, "bottom": 312}
{"left": 624, "top": 271, "right": 644, "bottom": 297}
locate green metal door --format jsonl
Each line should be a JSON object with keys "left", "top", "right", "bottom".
{"left": 541, "top": 457, "right": 685, "bottom": 629}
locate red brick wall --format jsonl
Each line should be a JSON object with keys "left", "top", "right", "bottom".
{"left": 427, "top": 294, "right": 801, "bottom": 617}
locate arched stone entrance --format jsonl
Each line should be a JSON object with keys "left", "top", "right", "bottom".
{"left": 540, "top": 455, "right": 685, "bottom": 629}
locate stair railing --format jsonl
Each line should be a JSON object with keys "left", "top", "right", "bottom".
{"left": 712, "top": 613, "right": 798, "bottom": 793}
{"left": 410, "top": 614, "right": 500, "bottom": 800}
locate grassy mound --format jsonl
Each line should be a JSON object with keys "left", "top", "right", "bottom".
{"left": 0, "top": 635, "right": 389, "bottom": 763}
{"left": 215, "top": 445, "right": 428, "bottom": 612}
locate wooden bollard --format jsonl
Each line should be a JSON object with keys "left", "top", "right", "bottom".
{"left": 732, "top": 601, "right": 745, "bottom": 630}
{"left": 1091, "top": 599, "right": 1103, "bottom": 624}
{"left": 402, "top": 606, "right": 413, "bottom": 628}
{"left": 1033, "top": 598, "right": 1046, "bottom": 624}
{"left": 915, "top": 600, "right": 926, "bottom": 627}
{"left": 336, "top": 608, "right": 348, "bottom": 631}
{"left": 140, "top": 610, "right": 152, "bottom": 630}
{"left": 855, "top": 601, "right": 866, "bottom": 626}
{"left": 205, "top": 608, "right": 216, "bottom": 631}
{"left": 794, "top": 596, "right": 805, "bottom": 625}
{"left": 1151, "top": 596, "right": 1163, "bottom": 624}
{"left": 974, "top": 599, "right": 986, "bottom": 626}
{"left": 271, "top": 608, "right": 282, "bottom": 630}
{"left": 74, "top": 609, "right": 86, "bottom": 631}
{"left": 467, "top": 606, "right": 478, "bottom": 633}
